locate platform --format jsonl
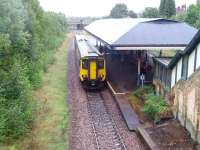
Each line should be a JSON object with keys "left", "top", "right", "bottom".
{"left": 107, "top": 81, "right": 140, "bottom": 131}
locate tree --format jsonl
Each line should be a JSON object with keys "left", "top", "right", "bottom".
{"left": 159, "top": 0, "right": 165, "bottom": 16}
{"left": 0, "top": 0, "right": 67, "bottom": 142}
{"left": 185, "top": 5, "right": 200, "bottom": 27}
{"left": 197, "top": 0, "right": 200, "bottom": 5}
{"left": 110, "top": 3, "right": 128, "bottom": 18}
{"left": 159, "top": 0, "right": 176, "bottom": 18}
{"left": 142, "top": 7, "right": 160, "bottom": 18}
{"left": 128, "top": 10, "right": 137, "bottom": 18}
{"left": 173, "top": 4, "right": 200, "bottom": 28}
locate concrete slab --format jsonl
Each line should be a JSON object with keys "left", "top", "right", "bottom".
{"left": 137, "top": 127, "right": 159, "bottom": 150}
{"left": 107, "top": 81, "right": 140, "bottom": 131}
{"left": 115, "top": 94, "right": 141, "bottom": 131}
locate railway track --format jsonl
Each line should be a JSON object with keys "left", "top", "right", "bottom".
{"left": 87, "top": 91, "right": 127, "bottom": 150}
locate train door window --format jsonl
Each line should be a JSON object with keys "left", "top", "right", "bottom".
{"left": 98, "top": 60, "right": 104, "bottom": 69}
{"left": 82, "top": 59, "right": 88, "bottom": 69}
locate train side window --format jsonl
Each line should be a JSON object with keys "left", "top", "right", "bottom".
{"left": 82, "top": 60, "right": 88, "bottom": 69}
{"left": 98, "top": 60, "right": 104, "bottom": 69}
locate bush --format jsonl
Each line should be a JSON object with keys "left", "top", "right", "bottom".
{"left": 0, "top": 0, "right": 67, "bottom": 142}
{"left": 0, "top": 97, "right": 34, "bottom": 142}
{"left": 142, "top": 93, "right": 170, "bottom": 123}
{"left": 0, "top": 61, "right": 34, "bottom": 142}
{"left": 133, "top": 86, "right": 154, "bottom": 99}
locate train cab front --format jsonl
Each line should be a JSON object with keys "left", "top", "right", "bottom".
{"left": 80, "top": 58, "right": 106, "bottom": 90}
{"left": 82, "top": 79, "right": 105, "bottom": 90}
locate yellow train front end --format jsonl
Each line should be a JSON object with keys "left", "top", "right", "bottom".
{"left": 80, "top": 57, "right": 106, "bottom": 89}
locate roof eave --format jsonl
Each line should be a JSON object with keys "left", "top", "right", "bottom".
{"left": 168, "top": 52, "right": 183, "bottom": 68}
{"left": 168, "top": 30, "right": 200, "bottom": 68}
{"left": 84, "top": 28, "right": 111, "bottom": 47}
{"left": 153, "top": 57, "right": 173, "bottom": 68}
{"left": 112, "top": 45, "right": 186, "bottom": 51}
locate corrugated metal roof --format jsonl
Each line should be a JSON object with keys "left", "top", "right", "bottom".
{"left": 84, "top": 18, "right": 197, "bottom": 50}
{"left": 114, "top": 21, "right": 196, "bottom": 46}
{"left": 85, "top": 18, "right": 157, "bottom": 45}
{"left": 75, "top": 34, "right": 101, "bottom": 58}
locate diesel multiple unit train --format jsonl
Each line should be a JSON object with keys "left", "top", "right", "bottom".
{"left": 74, "top": 34, "right": 106, "bottom": 89}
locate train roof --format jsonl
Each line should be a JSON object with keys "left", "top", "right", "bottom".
{"left": 75, "top": 34, "right": 101, "bottom": 58}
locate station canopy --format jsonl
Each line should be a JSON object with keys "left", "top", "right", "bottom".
{"left": 84, "top": 18, "right": 197, "bottom": 50}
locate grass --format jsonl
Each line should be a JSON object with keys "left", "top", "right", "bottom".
{"left": 0, "top": 35, "right": 70, "bottom": 150}
{"left": 150, "top": 50, "right": 177, "bottom": 57}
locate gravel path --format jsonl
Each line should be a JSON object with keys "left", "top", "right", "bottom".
{"left": 67, "top": 34, "right": 146, "bottom": 150}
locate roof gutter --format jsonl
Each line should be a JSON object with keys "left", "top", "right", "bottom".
{"left": 168, "top": 30, "right": 200, "bottom": 69}
{"left": 113, "top": 46, "right": 186, "bottom": 51}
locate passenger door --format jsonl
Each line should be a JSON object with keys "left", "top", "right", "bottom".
{"left": 89, "top": 61, "right": 97, "bottom": 80}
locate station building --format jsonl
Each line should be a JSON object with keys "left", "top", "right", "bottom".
{"left": 85, "top": 18, "right": 200, "bottom": 142}
{"left": 84, "top": 18, "right": 197, "bottom": 90}
{"left": 171, "top": 30, "right": 200, "bottom": 142}
{"left": 153, "top": 57, "right": 173, "bottom": 96}
{"left": 152, "top": 29, "right": 200, "bottom": 142}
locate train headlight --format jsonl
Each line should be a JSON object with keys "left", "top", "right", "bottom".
{"left": 99, "top": 75, "right": 104, "bottom": 80}
{"left": 82, "top": 75, "right": 88, "bottom": 79}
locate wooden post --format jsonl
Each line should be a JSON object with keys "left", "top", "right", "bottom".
{"left": 138, "top": 59, "right": 141, "bottom": 75}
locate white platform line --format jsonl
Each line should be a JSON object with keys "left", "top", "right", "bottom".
{"left": 107, "top": 81, "right": 126, "bottom": 95}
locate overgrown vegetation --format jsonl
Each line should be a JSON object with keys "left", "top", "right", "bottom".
{"left": 133, "top": 86, "right": 171, "bottom": 123}
{"left": 142, "top": 94, "right": 170, "bottom": 123}
{"left": 0, "top": 0, "right": 67, "bottom": 143}
{"left": 133, "top": 86, "right": 154, "bottom": 99}
{"left": 30, "top": 37, "right": 69, "bottom": 150}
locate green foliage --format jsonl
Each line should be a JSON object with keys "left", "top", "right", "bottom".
{"left": 0, "top": 60, "right": 34, "bottom": 142}
{"left": 142, "top": 7, "right": 160, "bottom": 18}
{"left": 142, "top": 94, "right": 169, "bottom": 122}
{"left": 110, "top": 3, "right": 128, "bottom": 18}
{"left": 0, "top": 0, "right": 67, "bottom": 142}
{"left": 171, "top": 12, "right": 186, "bottom": 22}
{"left": 185, "top": 5, "right": 200, "bottom": 26}
{"left": 159, "top": 0, "right": 165, "bottom": 16}
{"left": 173, "top": 4, "right": 200, "bottom": 28}
{"left": 128, "top": 10, "right": 137, "bottom": 18}
{"left": 198, "top": 0, "right": 200, "bottom": 5}
{"left": 185, "top": 5, "right": 200, "bottom": 28}
{"left": 159, "top": 0, "right": 176, "bottom": 18}
{"left": 133, "top": 86, "right": 154, "bottom": 98}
